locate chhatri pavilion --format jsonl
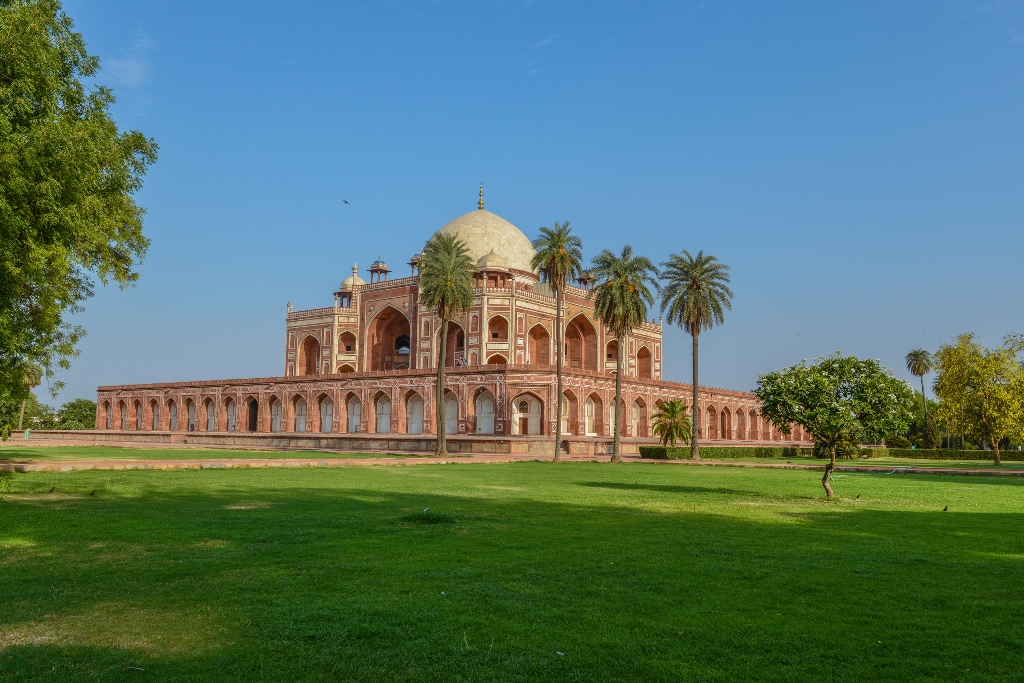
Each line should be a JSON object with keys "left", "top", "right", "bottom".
{"left": 94, "top": 188, "right": 807, "bottom": 454}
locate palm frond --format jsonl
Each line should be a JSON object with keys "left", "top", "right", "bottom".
{"left": 659, "top": 250, "right": 733, "bottom": 336}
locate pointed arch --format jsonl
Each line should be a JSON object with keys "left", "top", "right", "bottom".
{"left": 366, "top": 305, "right": 412, "bottom": 370}
{"left": 445, "top": 321, "right": 467, "bottom": 367}
{"left": 584, "top": 393, "right": 603, "bottom": 436}
{"left": 292, "top": 394, "right": 308, "bottom": 432}
{"left": 344, "top": 392, "right": 362, "bottom": 433}
{"left": 706, "top": 404, "right": 718, "bottom": 440}
{"left": 486, "top": 354, "right": 507, "bottom": 365}
{"left": 561, "top": 389, "right": 579, "bottom": 435}
{"left": 528, "top": 323, "right": 551, "bottom": 366}
{"left": 511, "top": 392, "right": 544, "bottom": 436}
{"left": 298, "top": 334, "right": 321, "bottom": 376}
{"left": 632, "top": 397, "right": 648, "bottom": 437}
{"left": 565, "top": 314, "right": 598, "bottom": 371}
{"left": 720, "top": 407, "right": 732, "bottom": 440}
{"left": 316, "top": 393, "right": 333, "bottom": 433}
{"left": 404, "top": 390, "right": 424, "bottom": 434}
{"left": 473, "top": 388, "right": 496, "bottom": 434}
{"left": 373, "top": 391, "right": 392, "bottom": 433}
{"left": 487, "top": 314, "right": 509, "bottom": 342}
{"left": 636, "top": 345, "right": 652, "bottom": 378}
{"left": 167, "top": 399, "right": 178, "bottom": 431}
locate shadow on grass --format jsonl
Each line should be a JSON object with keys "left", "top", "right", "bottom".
{"left": 1, "top": 472, "right": 1023, "bottom": 681}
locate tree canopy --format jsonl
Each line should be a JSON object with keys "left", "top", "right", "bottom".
{"left": 932, "top": 334, "right": 1024, "bottom": 465}
{"left": 651, "top": 399, "right": 691, "bottom": 448}
{"left": 754, "top": 353, "right": 915, "bottom": 497}
{"left": 0, "top": 0, "right": 157, "bottom": 394}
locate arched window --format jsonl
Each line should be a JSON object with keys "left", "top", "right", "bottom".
{"left": 294, "top": 398, "right": 307, "bottom": 432}
{"left": 226, "top": 399, "right": 236, "bottom": 432}
{"left": 347, "top": 397, "right": 361, "bottom": 433}
{"left": 375, "top": 396, "right": 392, "bottom": 433}
{"left": 150, "top": 401, "right": 160, "bottom": 431}
{"left": 168, "top": 401, "right": 178, "bottom": 431}
{"left": 206, "top": 401, "right": 216, "bottom": 431}
{"left": 406, "top": 393, "right": 423, "bottom": 434}
{"left": 319, "top": 397, "right": 333, "bottom": 433}
{"left": 475, "top": 392, "right": 495, "bottom": 434}
{"left": 135, "top": 401, "right": 143, "bottom": 430}
{"left": 444, "top": 395, "right": 458, "bottom": 434}
{"left": 270, "top": 400, "right": 282, "bottom": 433}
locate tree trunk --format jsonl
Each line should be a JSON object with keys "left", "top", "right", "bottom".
{"left": 992, "top": 437, "right": 1001, "bottom": 466}
{"left": 822, "top": 448, "right": 836, "bottom": 498}
{"left": 553, "top": 287, "right": 563, "bottom": 462}
{"left": 611, "top": 334, "right": 623, "bottom": 463}
{"left": 18, "top": 398, "right": 27, "bottom": 431}
{"left": 435, "top": 321, "right": 448, "bottom": 456}
{"left": 690, "top": 331, "right": 700, "bottom": 460}
{"left": 919, "top": 376, "right": 928, "bottom": 423}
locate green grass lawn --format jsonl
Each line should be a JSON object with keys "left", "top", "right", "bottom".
{"left": 1, "top": 462, "right": 1021, "bottom": 682}
{"left": 0, "top": 445, "right": 426, "bottom": 462}
{"left": 715, "top": 453, "right": 1024, "bottom": 470}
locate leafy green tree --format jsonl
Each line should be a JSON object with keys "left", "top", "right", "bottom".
{"left": 651, "top": 399, "right": 692, "bottom": 448}
{"left": 16, "top": 364, "right": 41, "bottom": 430}
{"left": 531, "top": 222, "right": 583, "bottom": 462}
{"left": 905, "top": 349, "right": 934, "bottom": 422}
{"left": 590, "top": 246, "right": 658, "bottom": 462}
{"left": 933, "top": 334, "right": 1024, "bottom": 466}
{"left": 0, "top": 0, "right": 158, "bottom": 394}
{"left": 57, "top": 397, "right": 95, "bottom": 429}
{"left": 418, "top": 232, "right": 475, "bottom": 456}
{"left": 659, "top": 251, "right": 733, "bottom": 460}
{"left": 754, "top": 353, "right": 915, "bottom": 497}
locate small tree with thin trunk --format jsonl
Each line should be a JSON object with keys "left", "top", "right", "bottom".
{"left": 659, "top": 251, "right": 732, "bottom": 460}
{"left": 531, "top": 222, "right": 583, "bottom": 462}
{"left": 754, "top": 353, "right": 915, "bottom": 497}
{"left": 417, "top": 233, "right": 475, "bottom": 456}
{"left": 651, "top": 399, "right": 692, "bottom": 448}
{"left": 590, "top": 246, "right": 658, "bottom": 463}
{"left": 17, "top": 364, "right": 43, "bottom": 431}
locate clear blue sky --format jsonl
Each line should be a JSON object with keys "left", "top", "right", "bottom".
{"left": 53, "top": 0, "right": 1024, "bottom": 403}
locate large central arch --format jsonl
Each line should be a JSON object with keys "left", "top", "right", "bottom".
{"left": 366, "top": 306, "right": 412, "bottom": 371}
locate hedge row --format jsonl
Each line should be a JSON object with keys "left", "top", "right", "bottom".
{"left": 880, "top": 448, "right": 1024, "bottom": 462}
{"left": 639, "top": 446, "right": 814, "bottom": 460}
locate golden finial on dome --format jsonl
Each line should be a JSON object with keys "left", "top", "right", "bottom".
{"left": 478, "top": 182, "right": 484, "bottom": 210}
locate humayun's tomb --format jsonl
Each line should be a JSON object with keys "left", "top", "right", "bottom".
{"left": 91, "top": 190, "right": 808, "bottom": 454}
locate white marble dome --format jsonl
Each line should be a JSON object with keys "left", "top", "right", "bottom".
{"left": 432, "top": 208, "right": 536, "bottom": 274}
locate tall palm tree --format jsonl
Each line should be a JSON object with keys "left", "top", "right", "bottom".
{"left": 531, "top": 221, "right": 583, "bottom": 462}
{"left": 418, "top": 233, "right": 475, "bottom": 456}
{"left": 905, "top": 349, "right": 933, "bottom": 422}
{"left": 591, "top": 245, "right": 658, "bottom": 462}
{"left": 17, "top": 364, "right": 43, "bottom": 431}
{"left": 660, "top": 251, "right": 733, "bottom": 460}
{"left": 651, "top": 399, "right": 692, "bottom": 448}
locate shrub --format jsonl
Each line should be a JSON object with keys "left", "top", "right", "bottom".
{"left": 886, "top": 435, "right": 912, "bottom": 448}
{"left": 639, "top": 446, "right": 813, "bottom": 460}
{"left": 884, "top": 448, "right": 1024, "bottom": 462}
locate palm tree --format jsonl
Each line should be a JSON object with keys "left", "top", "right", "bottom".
{"left": 905, "top": 349, "right": 933, "bottom": 422}
{"left": 531, "top": 222, "right": 583, "bottom": 463}
{"left": 418, "top": 233, "right": 475, "bottom": 456}
{"left": 659, "top": 251, "right": 733, "bottom": 460}
{"left": 652, "top": 399, "right": 692, "bottom": 448}
{"left": 17, "top": 364, "right": 43, "bottom": 431}
{"left": 591, "top": 245, "right": 658, "bottom": 462}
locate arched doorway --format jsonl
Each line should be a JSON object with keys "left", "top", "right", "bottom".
{"left": 565, "top": 315, "right": 598, "bottom": 371}
{"left": 269, "top": 399, "right": 281, "bottom": 433}
{"left": 247, "top": 399, "right": 259, "bottom": 432}
{"left": 637, "top": 346, "right": 652, "bottom": 378}
{"left": 119, "top": 401, "right": 128, "bottom": 430}
{"left": 736, "top": 409, "right": 746, "bottom": 441}
{"left": 293, "top": 397, "right": 307, "bottom": 432}
{"left": 337, "top": 364, "right": 355, "bottom": 374}
{"left": 150, "top": 400, "right": 160, "bottom": 430}
{"left": 720, "top": 407, "right": 731, "bottom": 440}
{"left": 405, "top": 392, "right": 424, "bottom": 434}
{"left": 367, "top": 307, "right": 412, "bottom": 371}
{"left": 528, "top": 324, "right": 550, "bottom": 365}
{"left": 475, "top": 391, "right": 495, "bottom": 434}
{"left": 445, "top": 322, "right": 466, "bottom": 367}
{"left": 632, "top": 398, "right": 648, "bottom": 437}
{"left": 204, "top": 400, "right": 215, "bottom": 431}
{"left": 225, "top": 399, "right": 236, "bottom": 432}
{"left": 319, "top": 396, "right": 333, "bottom": 433}
{"left": 488, "top": 316, "right": 509, "bottom": 342}
{"left": 168, "top": 400, "right": 178, "bottom": 431}
{"left": 444, "top": 393, "right": 458, "bottom": 434}
{"left": 585, "top": 394, "right": 602, "bottom": 436}
{"left": 186, "top": 400, "right": 196, "bottom": 430}
{"left": 486, "top": 354, "right": 507, "bottom": 365}
{"left": 511, "top": 394, "right": 543, "bottom": 435}
{"left": 299, "top": 336, "right": 321, "bottom": 376}
{"left": 346, "top": 395, "right": 361, "bottom": 433}
{"left": 606, "top": 339, "right": 618, "bottom": 374}
{"left": 375, "top": 395, "right": 392, "bottom": 433}
{"left": 706, "top": 406, "right": 718, "bottom": 439}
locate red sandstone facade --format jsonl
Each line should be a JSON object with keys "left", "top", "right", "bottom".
{"left": 94, "top": 195, "right": 809, "bottom": 450}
